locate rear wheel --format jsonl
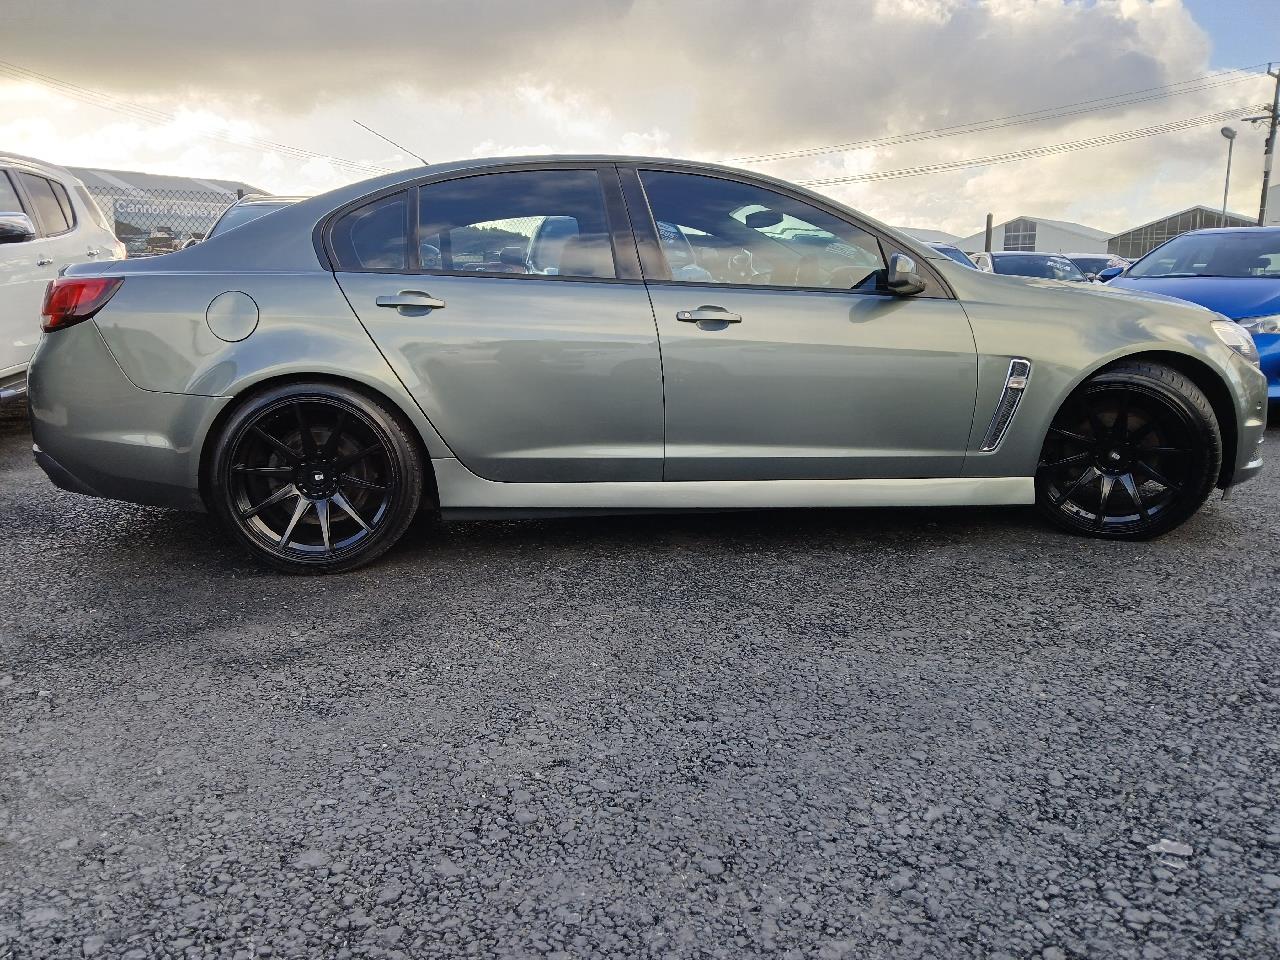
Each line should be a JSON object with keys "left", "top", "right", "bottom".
{"left": 1035, "top": 362, "right": 1221, "bottom": 540}
{"left": 209, "top": 383, "right": 423, "bottom": 573}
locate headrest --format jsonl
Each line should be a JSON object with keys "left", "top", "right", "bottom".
{"left": 557, "top": 235, "right": 615, "bottom": 278}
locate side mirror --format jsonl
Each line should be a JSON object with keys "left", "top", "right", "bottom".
{"left": 1097, "top": 266, "right": 1124, "bottom": 283}
{"left": 886, "top": 252, "right": 926, "bottom": 296}
{"left": 1084, "top": 273, "right": 1098, "bottom": 282}
{"left": 0, "top": 212, "right": 37, "bottom": 245}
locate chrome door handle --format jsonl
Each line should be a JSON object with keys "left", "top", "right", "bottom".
{"left": 36, "top": 257, "right": 53, "bottom": 266}
{"left": 676, "top": 307, "right": 742, "bottom": 324}
{"left": 86, "top": 248, "right": 101, "bottom": 257}
{"left": 376, "top": 291, "right": 446, "bottom": 310}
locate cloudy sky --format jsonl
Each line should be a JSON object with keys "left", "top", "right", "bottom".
{"left": 0, "top": 0, "right": 1275, "bottom": 237}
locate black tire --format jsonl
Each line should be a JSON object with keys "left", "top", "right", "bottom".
{"left": 208, "top": 382, "right": 424, "bottom": 573}
{"left": 1035, "top": 361, "right": 1221, "bottom": 540}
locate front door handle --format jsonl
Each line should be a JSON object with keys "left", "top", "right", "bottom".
{"left": 676, "top": 306, "right": 742, "bottom": 324}
{"left": 86, "top": 248, "right": 101, "bottom": 257}
{"left": 376, "top": 291, "right": 446, "bottom": 310}
{"left": 36, "top": 257, "right": 53, "bottom": 266}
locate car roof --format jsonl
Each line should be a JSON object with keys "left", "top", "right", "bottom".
{"left": 0, "top": 152, "right": 83, "bottom": 184}
{"left": 1178, "top": 226, "right": 1280, "bottom": 236}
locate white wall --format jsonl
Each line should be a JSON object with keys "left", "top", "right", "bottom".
{"left": 957, "top": 221, "right": 1109, "bottom": 254}
{"left": 1267, "top": 183, "right": 1279, "bottom": 227}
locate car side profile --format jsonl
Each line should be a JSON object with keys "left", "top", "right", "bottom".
{"left": 0, "top": 153, "right": 124, "bottom": 399}
{"left": 27, "top": 156, "right": 1268, "bottom": 572}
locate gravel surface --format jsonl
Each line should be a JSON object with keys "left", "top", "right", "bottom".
{"left": 1, "top": 398, "right": 1278, "bottom": 959}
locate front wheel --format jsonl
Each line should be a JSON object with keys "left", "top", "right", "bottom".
{"left": 1035, "top": 362, "right": 1222, "bottom": 540}
{"left": 208, "top": 383, "right": 424, "bottom": 573}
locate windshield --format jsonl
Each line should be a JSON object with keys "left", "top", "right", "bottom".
{"left": 209, "top": 201, "right": 290, "bottom": 238}
{"left": 933, "top": 244, "right": 975, "bottom": 267}
{"left": 1128, "top": 231, "right": 1280, "bottom": 280}
{"left": 993, "top": 254, "right": 1088, "bottom": 282}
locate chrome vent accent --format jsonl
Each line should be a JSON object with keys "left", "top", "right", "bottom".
{"left": 980, "top": 358, "right": 1032, "bottom": 452}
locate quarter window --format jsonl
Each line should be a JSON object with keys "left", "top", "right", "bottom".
{"left": 17, "top": 173, "right": 72, "bottom": 235}
{"left": 638, "top": 170, "right": 885, "bottom": 290}
{"left": 416, "top": 169, "right": 616, "bottom": 279}
{"left": 331, "top": 191, "right": 409, "bottom": 271}
{"left": 0, "top": 171, "right": 24, "bottom": 215}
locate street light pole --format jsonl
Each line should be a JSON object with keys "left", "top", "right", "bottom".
{"left": 1221, "top": 126, "right": 1237, "bottom": 225}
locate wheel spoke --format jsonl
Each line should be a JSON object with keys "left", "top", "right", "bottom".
{"left": 240, "top": 483, "right": 298, "bottom": 520}
{"left": 339, "top": 474, "right": 388, "bottom": 492}
{"left": 1119, "top": 472, "right": 1150, "bottom": 521}
{"left": 321, "top": 410, "right": 349, "bottom": 460}
{"left": 251, "top": 426, "right": 302, "bottom": 464}
{"left": 335, "top": 444, "right": 385, "bottom": 471}
{"left": 1095, "top": 474, "right": 1116, "bottom": 527}
{"left": 1053, "top": 465, "right": 1099, "bottom": 507}
{"left": 294, "top": 403, "right": 319, "bottom": 459}
{"left": 1086, "top": 404, "right": 1108, "bottom": 441}
{"left": 1043, "top": 452, "right": 1089, "bottom": 469}
{"left": 315, "top": 498, "right": 332, "bottom": 552}
{"left": 233, "top": 464, "right": 294, "bottom": 475}
{"left": 278, "top": 495, "right": 311, "bottom": 548}
{"left": 1049, "top": 426, "right": 1092, "bottom": 444}
{"left": 1134, "top": 460, "right": 1182, "bottom": 491}
{"left": 1112, "top": 393, "right": 1130, "bottom": 439}
{"left": 331, "top": 491, "right": 371, "bottom": 532}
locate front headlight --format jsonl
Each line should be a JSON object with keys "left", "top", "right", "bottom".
{"left": 1212, "top": 319, "right": 1260, "bottom": 364}
{"left": 1239, "top": 314, "right": 1280, "bottom": 335}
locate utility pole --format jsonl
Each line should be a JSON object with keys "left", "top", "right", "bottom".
{"left": 1257, "top": 63, "right": 1280, "bottom": 226}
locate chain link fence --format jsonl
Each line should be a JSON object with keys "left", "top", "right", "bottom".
{"left": 82, "top": 186, "right": 242, "bottom": 256}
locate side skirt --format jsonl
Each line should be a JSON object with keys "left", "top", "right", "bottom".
{"left": 432, "top": 458, "right": 1034, "bottom": 513}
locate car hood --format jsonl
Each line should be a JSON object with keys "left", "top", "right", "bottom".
{"left": 1109, "top": 276, "right": 1280, "bottom": 321}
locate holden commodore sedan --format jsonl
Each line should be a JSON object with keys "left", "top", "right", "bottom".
{"left": 27, "top": 156, "right": 1268, "bottom": 572}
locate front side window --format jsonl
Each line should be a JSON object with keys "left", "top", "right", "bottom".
{"left": 0, "top": 171, "right": 26, "bottom": 215}
{"left": 416, "top": 169, "right": 616, "bottom": 279}
{"left": 331, "top": 191, "right": 408, "bottom": 271}
{"left": 17, "top": 172, "right": 71, "bottom": 235}
{"left": 638, "top": 170, "right": 885, "bottom": 289}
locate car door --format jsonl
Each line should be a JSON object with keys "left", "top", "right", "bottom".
{"left": 0, "top": 169, "right": 64, "bottom": 374}
{"left": 332, "top": 165, "right": 665, "bottom": 482}
{"left": 622, "top": 166, "right": 977, "bottom": 481}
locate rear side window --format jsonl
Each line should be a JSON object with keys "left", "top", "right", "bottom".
{"left": 75, "top": 185, "right": 111, "bottom": 231}
{"left": 50, "top": 180, "right": 76, "bottom": 229}
{"left": 0, "top": 171, "right": 24, "bottom": 214}
{"left": 331, "top": 191, "right": 409, "bottom": 271}
{"left": 17, "top": 173, "right": 72, "bottom": 235}
{"left": 417, "top": 169, "right": 616, "bottom": 279}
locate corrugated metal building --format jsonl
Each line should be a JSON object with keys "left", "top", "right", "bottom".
{"left": 1107, "top": 205, "right": 1256, "bottom": 260}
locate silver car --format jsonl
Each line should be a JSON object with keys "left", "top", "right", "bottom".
{"left": 28, "top": 156, "right": 1268, "bottom": 572}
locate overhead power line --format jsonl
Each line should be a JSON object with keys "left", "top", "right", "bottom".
{"left": 796, "top": 105, "right": 1268, "bottom": 186}
{"left": 729, "top": 63, "right": 1274, "bottom": 164}
{"left": 0, "top": 58, "right": 394, "bottom": 176}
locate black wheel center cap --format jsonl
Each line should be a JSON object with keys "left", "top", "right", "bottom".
{"left": 296, "top": 462, "right": 338, "bottom": 499}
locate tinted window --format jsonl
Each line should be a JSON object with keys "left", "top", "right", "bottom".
{"left": 1127, "top": 231, "right": 1280, "bottom": 280}
{"left": 17, "top": 173, "right": 71, "bottom": 234}
{"left": 639, "top": 170, "right": 884, "bottom": 289}
{"left": 417, "top": 170, "right": 615, "bottom": 279}
{"left": 0, "top": 171, "right": 25, "bottom": 215}
{"left": 331, "top": 191, "right": 408, "bottom": 271}
{"left": 933, "top": 244, "right": 975, "bottom": 267}
{"left": 993, "top": 254, "right": 1087, "bottom": 282}
{"left": 210, "top": 201, "right": 291, "bottom": 238}
{"left": 50, "top": 180, "right": 76, "bottom": 229}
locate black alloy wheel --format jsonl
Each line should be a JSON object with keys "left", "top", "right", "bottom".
{"left": 209, "top": 383, "right": 424, "bottom": 572}
{"left": 1035, "top": 362, "right": 1221, "bottom": 539}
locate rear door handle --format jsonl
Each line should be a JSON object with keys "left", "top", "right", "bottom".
{"left": 86, "top": 248, "right": 101, "bottom": 257}
{"left": 36, "top": 257, "right": 53, "bottom": 266}
{"left": 376, "top": 291, "right": 446, "bottom": 310}
{"left": 676, "top": 307, "right": 742, "bottom": 324}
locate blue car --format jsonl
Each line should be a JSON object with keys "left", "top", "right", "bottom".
{"left": 1103, "top": 227, "right": 1280, "bottom": 401}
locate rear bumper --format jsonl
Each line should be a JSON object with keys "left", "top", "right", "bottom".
{"left": 27, "top": 321, "right": 228, "bottom": 511}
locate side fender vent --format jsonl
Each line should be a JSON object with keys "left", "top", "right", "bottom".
{"left": 980, "top": 358, "right": 1032, "bottom": 452}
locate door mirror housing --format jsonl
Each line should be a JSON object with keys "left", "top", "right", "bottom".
{"left": 886, "top": 252, "right": 926, "bottom": 296}
{"left": 1097, "top": 266, "right": 1124, "bottom": 282}
{"left": 0, "top": 212, "right": 37, "bottom": 245}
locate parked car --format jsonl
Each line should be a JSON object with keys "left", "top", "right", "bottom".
{"left": 1065, "top": 252, "right": 1130, "bottom": 281}
{"left": 27, "top": 155, "right": 1266, "bottom": 572}
{"left": 183, "top": 194, "right": 307, "bottom": 248}
{"left": 970, "top": 251, "right": 1093, "bottom": 282}
{"left": 927, "top": 241, "right": 977, "bottom": 268}
{"left": 0, "top": 153, "right": 124, "bottom": 400}
{"left": 1103, "top": 227, "right": 1280, "bottom": 403}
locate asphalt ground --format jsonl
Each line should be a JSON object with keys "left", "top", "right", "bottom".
{"left": 1, "top": 398, "right": 1278, "bottom": 959}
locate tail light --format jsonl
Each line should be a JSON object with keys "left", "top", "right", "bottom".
{"left": 41, "top": 277, "right": 124, "bottom": 332}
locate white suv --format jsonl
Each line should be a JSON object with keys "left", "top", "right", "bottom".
{"left": 0, "top": 154, "right": 125, "bottom": 399}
